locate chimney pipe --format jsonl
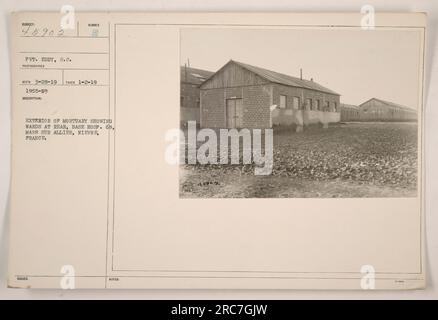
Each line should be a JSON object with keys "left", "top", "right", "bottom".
{"left": 311, "top": 78, "right": 313, "bottom": 82}
{"left": 300, "top": 68, "right": 303, "bottom": 80}
{"left": 184, "top": 63, "right": 187, "bottom": 82}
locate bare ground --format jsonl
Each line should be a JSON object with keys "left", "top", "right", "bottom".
{"left": 180, "top": 122, "right": 418, "bottom": 198}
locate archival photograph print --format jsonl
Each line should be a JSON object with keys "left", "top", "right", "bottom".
{"left": 179, "top": 27, "right": 421, "bottom": 198}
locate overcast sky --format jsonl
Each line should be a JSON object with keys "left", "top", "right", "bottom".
{"left": 180, "top": 27, "right": 422, "bottom": 108}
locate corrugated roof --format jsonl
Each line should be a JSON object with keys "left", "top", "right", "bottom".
{"left": 360, "top": 98, "right": 417, "bottom": 112}
{"left": 231, "top": 60, "right": 340, "bottom": 95}
{"left": 341, "top": 103, "right": 360, "bottom": 110}
{"left": 180, "top": 66, "right": 214, "bottom": 85}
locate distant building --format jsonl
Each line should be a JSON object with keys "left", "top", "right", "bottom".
{"left": 340, "top": 103, "right": 361, "bottom": 121}
{"left": 358, "top": 98, "right": 417, "bottom": 122}
{"left": 199, "top": 60, "right": 340, "bottom": 130}
{"left": 180, "top": 66, "right": 214, "bottom": 125}
{"left": 340, "top": 99, "right": 417, "bottom": 122}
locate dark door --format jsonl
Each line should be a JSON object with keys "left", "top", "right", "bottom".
{"left": 226, "top": 99, "right": 243, "bottom": 128}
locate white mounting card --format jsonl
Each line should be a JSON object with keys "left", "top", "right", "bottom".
{"left": 8, "top": 12, "right": 426, "bottom": 289}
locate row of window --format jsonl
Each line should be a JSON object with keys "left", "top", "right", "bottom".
{"left": 180, "top": 94, "right": 338, "bottom": 112}
{"left": 279, "top": 95, "right": 338, "bottom": 112}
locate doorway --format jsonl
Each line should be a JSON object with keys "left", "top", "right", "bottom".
{"left": 226, "top": 98, "right": 243, "bottom": 128}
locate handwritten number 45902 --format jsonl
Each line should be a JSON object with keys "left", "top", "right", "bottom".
{"left": 22, "top": 25, "right": 65, "bottom": 37}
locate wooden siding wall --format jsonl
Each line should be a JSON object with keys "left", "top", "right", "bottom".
{"left": 340, "top": 106, "right": 361, "bottom": 121}
{"left": 359, "top": 100, "right": 417, "bottom": 121}
{"left": 201, "top": 63, "right": 269, "bottom": 89}
{"left": 272, "top": 84, "right": 340, "bottom": 112}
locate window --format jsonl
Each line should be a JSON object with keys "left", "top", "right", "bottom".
{"left": 325, "top": 101, "right": 330, "bottom": 112}
{"left": 292, "top": 96, "right": 300, "bottom": 110}
{"left": 333, "top": 102, "right": 338, "bottom": 112}
{"left": 305, "top": 98, "right": 312, "bottom": 110}
{"left": 196, "top": 98, "right": 200, "bottom": 109}
{"left": 279, "top": 95, "right": 287, "bottom": 109}
{"left": 314, "top": 99, "right": 320, "bottom": 111}
{"left": 180, "top": 96, "right": 184, "bottom": 107}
